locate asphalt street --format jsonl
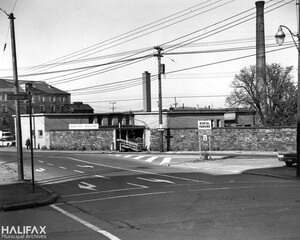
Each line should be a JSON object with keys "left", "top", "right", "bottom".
{"left": 0, "top": 150, "right": 300, "bottom": 240}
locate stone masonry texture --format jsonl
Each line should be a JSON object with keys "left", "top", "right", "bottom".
{"left": 48, "top": 127, "right": 296, "bottom": 152}
{"left": 50, "top": 130, "right": 114, "bottom": 151}
{"left": 150, "top": 127, "right": 296, "bottom": 152}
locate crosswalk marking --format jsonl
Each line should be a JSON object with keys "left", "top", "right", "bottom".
{"left": 160, "top": 157, "right": 172, "bottom": 165}
{"left": 115, "top": 154, "right": 173, "bottom": 165}
{"left": 145, "top": 156, "right": 158, "bottom": 162}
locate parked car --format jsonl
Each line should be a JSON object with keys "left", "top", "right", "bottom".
{"left": 278, "top": 152, "right": 297, "bottom": 167}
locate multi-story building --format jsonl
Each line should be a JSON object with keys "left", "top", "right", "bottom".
{"left": 0, "top": 79, "right": 16, "bottom": 132}
{"left": 0, "top": 79, "right": 93, "bottom": 134}
{"left": 19, "top": 81, "right": 71, "bottom": 114}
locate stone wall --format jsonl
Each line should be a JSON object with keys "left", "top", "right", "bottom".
{"left": 48, "top": 127, "right": 296, "bottom": 152}
{"left": 150, "top": 127, "right": 296, "bottom": 152}
{"left": 49, "top": 130, "right": 114, "bottom": 150}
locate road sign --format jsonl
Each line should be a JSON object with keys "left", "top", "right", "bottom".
{"left": 198, "top": 120, "right": 211, "bottom": 130}
{"left": 7, "top": 93, "right": 28, "bottom": 100}
{"left": 198, "top": 120, "right": 211, "bottom": 136}
{"left": 157, "top": 128, "right": 164, "bottom": 132}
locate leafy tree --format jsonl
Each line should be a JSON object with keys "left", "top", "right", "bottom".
{"left": 226, "top": 63, "right": 297, "bottom": 126}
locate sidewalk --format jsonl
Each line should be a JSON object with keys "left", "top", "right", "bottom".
{"left": 0, "top": 160, "right": 58, "bottom": 212}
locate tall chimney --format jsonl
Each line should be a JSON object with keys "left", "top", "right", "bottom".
{"left": 256, "top": 1, "right": 267, "bottom": 125}
{"left": 142, "top": 71, "right": 151, "bottom": 112}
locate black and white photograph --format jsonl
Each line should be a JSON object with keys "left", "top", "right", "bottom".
{"left": 0, "top": 0, "right": 299, "bottom": 239}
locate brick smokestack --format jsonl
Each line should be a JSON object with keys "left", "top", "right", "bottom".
{"left": 142, "top": 71, "right": 151, "bottom": 112}
{"left": 256, "top": 1, "right": 267, "bottom": 125}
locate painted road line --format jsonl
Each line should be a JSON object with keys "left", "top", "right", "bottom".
{"left": 66, "top": 191, "right": 173, "bottom": 204}
{"left": 74, "top": 170, "right": 85, "bottom": 174}
{"left": 134, "top": 155, "right": 146, "bottom": 160}
{"left": 38, "top": 160, "right": 44, "bottom": 163}
{"left": 76, "top": 164, "right": 94, "bottom": 168}
{"left": 137, "top": 177, "right": 175, "bottom": 184}
{"left": 59, "top": 166, "right": 67, "bottom": 170}
{"left": 51, "top": 205, "right": 121, "bottom": 240}
{"left": 61, "top": 186, "right": 150, "bottom": 198}
{"left": 160, "top": 157, "right": 172, "bottom": 165}
{"left": 67, "top": 157, "right": 208, "bottom": 183}
{"left": 124, "top": 155, "right": 133, "bottom": 158}
{"left": 47, "top": 163, "right": 54, "bottom": 166}
{"left": 145, "top": 156, "right": 158, "bottom": 162}
{"left": 127, "top": 182, "right": 148, "bottom": 189}
{"left": 94, "top": 175, "right": 110, "bottom": 179}
{"left": 36, "top": 168, "right": 45, "bottom": 172}
{"left": 115, "top": 154, "right": 121, "bottom": 157}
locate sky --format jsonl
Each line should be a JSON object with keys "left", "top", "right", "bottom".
{"left": 0, "top": 0, "right": 297, "bottom": 112}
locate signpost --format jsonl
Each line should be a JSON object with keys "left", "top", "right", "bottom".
{"left": 198, "top": 120, "right": 212, "bottom": 160}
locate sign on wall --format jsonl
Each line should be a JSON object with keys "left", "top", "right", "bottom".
{"left": 69, "top": 124, "right": 99, "bottom": 130}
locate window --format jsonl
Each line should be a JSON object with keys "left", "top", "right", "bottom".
{"left": 40, "top": 105, "right": 45, "bottom": 113}
{"left": 51, "top": 105, "right": 56, "bottom": 113}
{"left": 38, "top": 130, "right": 43, "bottom": 138}
{"left": 42, "top": 96, "right": 46, "bottom": 102}
{"left": 3, "top": 117, "right": 8, "bottom": 125}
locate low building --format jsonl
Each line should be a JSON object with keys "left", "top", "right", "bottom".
{"left": 18, "top": 108, "right": 255, "bottom": 151}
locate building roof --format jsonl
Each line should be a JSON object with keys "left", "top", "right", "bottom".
{"left": 69, "top": 102, "right": 94, "bottom": 113}
{"left": 20, "top": 81, "right": 70, "bottom": 95}
{"left": 0, "top": 79, "right": 14, "bottom": 89}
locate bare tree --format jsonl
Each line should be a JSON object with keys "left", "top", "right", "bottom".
{"left": 226, "top": 63, "right": 297, "bottom": 126}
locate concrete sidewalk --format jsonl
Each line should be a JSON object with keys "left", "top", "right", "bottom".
{"left": 0, "top": 181, "right": 58, "bottom": 211}
{"left": 0, "top": 159, "right": 58, "bottom": 212}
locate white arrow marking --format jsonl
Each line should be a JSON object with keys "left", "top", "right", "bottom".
{"left": 36, "top": 168, "right": 45, "bottom": 172}
{"left": 76, "top": 165, "right": 94, "bottom": 168}
{"left": 137, "top": 177, "right": 175, "bottom": 184}
{"left": 78, "top": 182, "right": 97, "bottom": 191}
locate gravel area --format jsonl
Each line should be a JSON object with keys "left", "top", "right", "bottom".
{"left": 0, "top": 161, "right": 18, "bottom": 184}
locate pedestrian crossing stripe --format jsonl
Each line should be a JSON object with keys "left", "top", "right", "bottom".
{"left": 115, "top": 155, "right": 172, "bottom": 165}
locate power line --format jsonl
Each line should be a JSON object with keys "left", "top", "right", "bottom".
{"left": 19, "top": 0, "right": 228, "bottom": 75}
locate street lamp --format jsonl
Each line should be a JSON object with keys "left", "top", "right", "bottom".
{"left": 275, "top": 22, "right": 300, "bottom": 177}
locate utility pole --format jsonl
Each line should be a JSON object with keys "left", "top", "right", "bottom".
{"left": 154, "top": 46, "right": 164, "bottom": 152}
{"left": 297, "top": 0, "right": 300, "bottom": 177}
{"left": 9, "top": 13, "right": 24, "bottom": 181}
{"left": 26, "top": 83, "right": 35, "bottom": 191}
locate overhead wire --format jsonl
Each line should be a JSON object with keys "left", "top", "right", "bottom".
{"left": 59, "top": 0, "right": 293, "bottom": 96}
{"left": 19, "top": 0, "right": 225, "bottom": 75}
{"left": 37, "top": 0, "right": 284, "bottom": 85}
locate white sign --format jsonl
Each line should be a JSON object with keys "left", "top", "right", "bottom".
{"left": 198, "top": 120, "right": 211, "bottom": 130}
{"left": 69, "top": 124, "right": 99, "bottom": 130}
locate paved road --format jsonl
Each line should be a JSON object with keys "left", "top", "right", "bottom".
{"left": 0, "top": 150, "right": 300, "bottom": 240}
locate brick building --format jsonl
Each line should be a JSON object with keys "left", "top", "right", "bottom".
{"left": 0, "top": 79, "right": 93, "bottom": 134}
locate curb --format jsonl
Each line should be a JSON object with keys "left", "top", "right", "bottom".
{"left": 1, "top": 184, "right": 58, "bottom": 212}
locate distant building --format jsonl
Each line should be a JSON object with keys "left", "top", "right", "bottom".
{"left": 19, "top": 81, "right": 71, "bottom": 114}
{"left": 69, "top": 102, "right": 94, "bottom": 113}
{"left": 0, "top": 79, "right": 93, "bottom": 133}
{"left": 0, "top": 79, "right": 15, "bottom": 132}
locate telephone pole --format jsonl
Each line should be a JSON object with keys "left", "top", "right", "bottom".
{"left": 154, "top": 46, "right": 164, "bottom": 152}
{"left": 9, "top": 13, "right": 24, "bottom": 180}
